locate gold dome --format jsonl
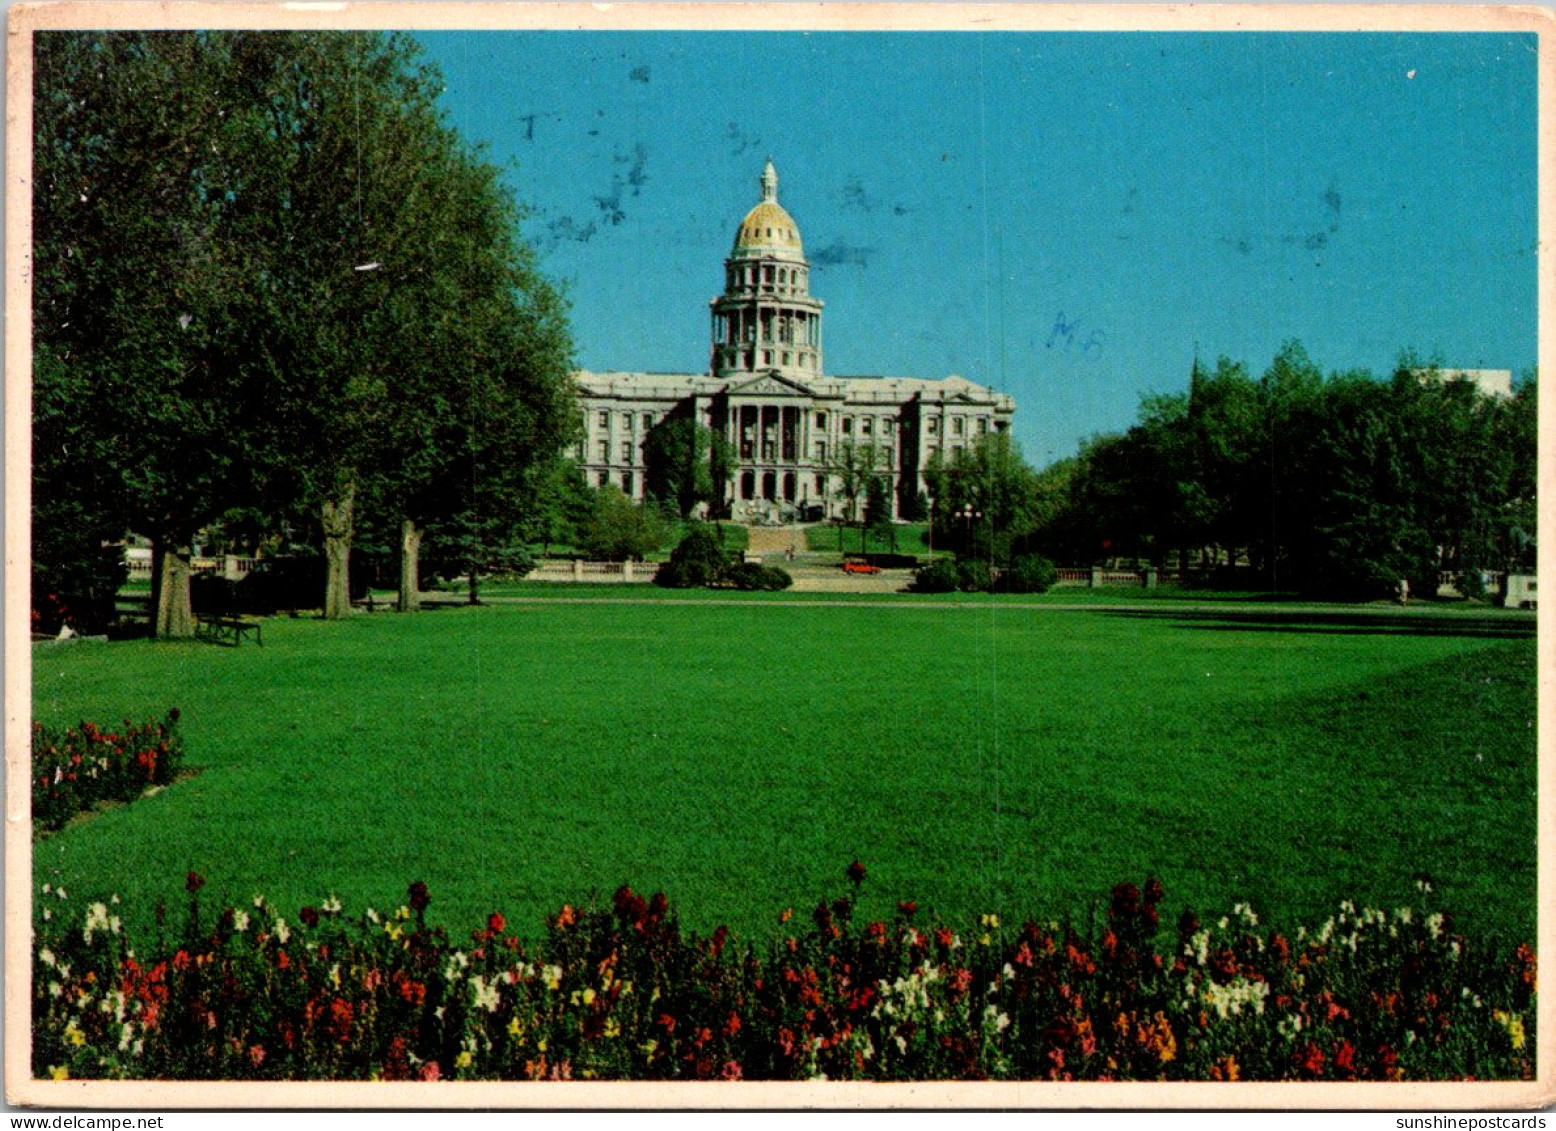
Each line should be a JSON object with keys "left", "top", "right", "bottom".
{"left": 730, "top": 160, "right": 804, "bottom": 257}
{"left": 732, "top": 200, "right": 804, "bottom": 255}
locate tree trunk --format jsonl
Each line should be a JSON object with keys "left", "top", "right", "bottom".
{"left": 467, "top": 566, "right": 480, "bottom": 606}
{"left": 398, "top": 518, "right": 422, "bottom": 612}
{"left": 154, "top": 544, "right": 195, "bottom": 638}
{"left": 321, "top": 485, "right": 355, "bottom": 620}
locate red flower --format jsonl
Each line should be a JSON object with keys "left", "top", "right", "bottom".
{"left": 407, "top": 881, "right": 431, "bottom": 913}
{"left": 897, "top": 900, "right": 918, "bottom": 916}
{"left": 299, "top": 906, "right": 320, "bottom": 928}
{"left": 846, "top": 860, "right": 868, "bottom": 886}
{"left": 721, "top": 1060, "right": 743, "bottom": 1080}
{"left": 488, "top": 911, "right": 506, "bottom": 935}
{"left": 1334, "top": 1039, "right": 1356, "bottom": 1076}
{"left": 1297, "top": 1043, "right": 1326, "bottom": 1078}
{"left": 326, "top": 997, "right": 355, "bottom": 1043}
{"left": 185, "top": 871, "right": 205, "bottom": 894}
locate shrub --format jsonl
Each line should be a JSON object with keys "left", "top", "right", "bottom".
{"left": 955, "top": 558, "right": 993, "bottom": 593}
{"left": 32, "top": 710, "right": 185, "bottom": 832}
{"left": 31, "top": 872, "right": 1536, "bottom": 1082}
{"left": 726, "top": 562, "right": 792, "bottom": 591}
{"left": 910, "top": 559, "right": 959, "bottom": 593}
{"left": 997, "top": 553, "right": 1058, "bottom": 594}
{"left": 654, "top": 525, "right": 730, "bottom": 588}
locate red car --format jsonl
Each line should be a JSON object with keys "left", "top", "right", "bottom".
{"left": 842, "top": 561, "right": 882, "bottom": 575}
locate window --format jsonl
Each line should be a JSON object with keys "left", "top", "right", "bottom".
{"left": 598, "top": 410, "right": 609, "bottom": 428}
{"left": 882, "top": 419, "right": 893, "bottom": 434}
{"left": 927, "top": 417, "right": 939, "bottom": 435}
{"left": 597, "top": 470, "right": 610, "bottom": 488}
{"left": 816, "top": 412, "right": 827, "bottom": 429}
{"left": 815, "top": 474, "right": 827, "bottom": 496}
{"left": 620, "top": 441, "right": 632, "bottom": 462}
{"left": 861, "top": 418, "right": 873, "bottom": 437}
{"left": 883, "top": 447, "right": 894, "bottom": 467}
{"left": 597, "top": 440, "right": 609, "bottom": 461}
{"left": 952, "top": 417, "right": 965, "bottom": 437}
{"left": 814, "top": 440, "right": 827, "bottom": 462}
{"left": 621, "top": 413, "right": 633, "bottom": 431}
{"left": 644, "top": 413, "right": 655, "bottom": 429}
{"left": 842, "top": 417, "right": 853, "bottom": 435}
{"left": 782, "top": 351, "right": 791, "bottom": 365}
{"left": 622, "top": 472, "right": 634, "bottom": 496}
{"left": 977, "top": 417, "right": 989, "bottom": 435}
{"left": 741, "top": 471, "right": 756, "bottom": 500}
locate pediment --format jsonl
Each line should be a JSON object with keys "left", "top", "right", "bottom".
{"left": 726, "top": 371, "right": 817, "bottom": 398}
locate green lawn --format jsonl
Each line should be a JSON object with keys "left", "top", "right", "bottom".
{"left": 804, "top": 522, "right": 934, "bottom": 556}
{"left": 32, "top": 601, "right": 1536, "bottom": 947}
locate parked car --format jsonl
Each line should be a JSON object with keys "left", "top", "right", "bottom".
{"left": 842, "top": 561, "right": 882, "bottom": 575}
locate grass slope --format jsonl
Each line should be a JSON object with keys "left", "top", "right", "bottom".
{"left": 31, "top": 602, "right": 1536, "bottom": 944}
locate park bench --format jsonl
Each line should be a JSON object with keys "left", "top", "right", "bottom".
{"left": 197, "top": 613, "right": 262, "bottom": 647}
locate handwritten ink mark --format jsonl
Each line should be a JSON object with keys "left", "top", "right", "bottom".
{"left": 1044, "top": 312, "right": 1106, "bottom": 356}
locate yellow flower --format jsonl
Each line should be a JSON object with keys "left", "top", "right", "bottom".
{"left": 454, "top": 1050, "right": 473, "bottom": 1070}
{"left": 63, "top": 1024, "right": 85, "bottom": 1047}
{"left": 48, "top": 1066, "right": 68, "bottom": 1080}
{"left": 1493, "top": 1010, "right": 1527, "bottom": 1050}
{"left": 582, "top": 988, "right": 596, "bottom": 1005}
{"left": 980, "top": 933, "right": 992, "bottom": 946}
{"left": 537, "top": 1039, "right": 547, "bottom": 1053}
{"left": 507, "top": 1017, "right": 523, "bottom": 1038}
{"left": 981, "top": 914, "right": 1000, "bottom": 929}
{"left": 604, "top": 1018, "right": 621, "bottom": 1039}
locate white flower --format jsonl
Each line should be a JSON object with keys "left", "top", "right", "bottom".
{"left": 39, "top": 948, "right": 56, "bottom": 968}
{"left": 470, "top": 975, "right": 501, "bottom": 1013}
{"left": 232, "top": 910, "right": 250, "bottom": 933}
{"left": 1426, "top": 913, "right": 1444, "bottom": 940}
{"left": 48, "top": 981, "right": 63, "bottom": 999}
{"left": 322, "top": 895, "right": 343, "bottom": 915}
{"left": 273, "top": 919, "right": 290, "bottom": 944}
{"left": 366, "top": 907, "right": 380, "bottom": 924}
{"left": 1395, "top": 907, "right": 1413, "bottom": 925}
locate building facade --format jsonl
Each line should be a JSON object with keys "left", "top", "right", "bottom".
{"left": 574, "top": 162, "right": 1016, "bottom": 522}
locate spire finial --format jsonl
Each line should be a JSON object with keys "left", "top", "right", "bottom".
{"left": 761, "top": 159, "right": 778, "bottom": 203}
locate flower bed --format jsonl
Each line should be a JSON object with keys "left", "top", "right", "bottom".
{"left": 32, "top": 710, "right": 184, "bottom": 832}
{"left": 32, "top": 867, "right": 1535, "bottom": 1082}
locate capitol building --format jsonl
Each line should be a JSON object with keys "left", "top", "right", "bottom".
{"left": 574, "top": 162, "right": 1016, "bottom": 522}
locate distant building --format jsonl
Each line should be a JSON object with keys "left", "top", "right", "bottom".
{"left": 1414, "top": 368, "right": 1514, "bottom": 399}
{"left": 573, "top": 162, "right": 1015, "bottom": 521}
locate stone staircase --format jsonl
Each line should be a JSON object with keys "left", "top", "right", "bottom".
{"left": 744, "top": 526, "right": 802, "bottom": 557}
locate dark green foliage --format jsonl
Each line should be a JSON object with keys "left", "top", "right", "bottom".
{"left": 910, "top": 559, "right": 960, "bottom": 593}
{"left": 997, "top": 553, "right": 1058, "bottom": 594}
{"left": 954, "top": 559, "right": 993, "bottom": 593}
{"left": 31, "top": 31, "right": 575, "bottom": 625}
{"left": 577, "top": 488, "right": 668, "bottom": 562}
{"left": 725, "top": 563, "right": 792, "bottom": 591}
{"left": 643, "top": 417, "right": 721, "bottom": 519}
{"left": 654, "top": 525, "right": 730, "bottom": 588}
{"left": 1031, "top": 344, "right": 1537, "bottom": 599}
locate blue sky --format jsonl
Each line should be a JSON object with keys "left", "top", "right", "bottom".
{"left": 418, "top": 31, "right": 1537, "bottom": 466}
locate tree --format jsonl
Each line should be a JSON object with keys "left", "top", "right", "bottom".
{"left": 33, "top": 32, "right": 276, "bottom": 636}
{"left": 864, "top": 474, "right": 895, "bottom": 553}
{"left": 576, "top": 488, "right": 669, "bottom": 562}
{"left": 830, "top": 440, "right": 879, "bottom": 548}
{"left": 643, "top": 416, "right": 718, "bottom": 519}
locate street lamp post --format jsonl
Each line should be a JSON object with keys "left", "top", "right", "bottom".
{"left": 926, "top": 495, "right": 935, "bottom": 560}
